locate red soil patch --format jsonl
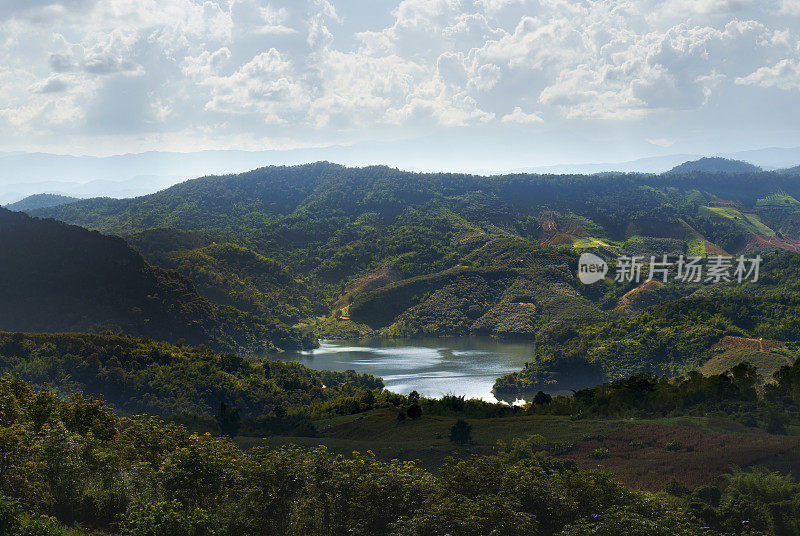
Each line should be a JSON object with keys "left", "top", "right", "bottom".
{"left": 333, "top": 266, "right": 401, "bottom": 310}
{"left": 557, "top": 423, "right": 798, "bottom": 491}
{"left": 539, "top": 211, "right": 587, "bottom": 246}
{"left": 743, "top": 234, "right": 800, "bottom": 253}
{"left": 614, "top": 279, "right": 664, "bottom": 313}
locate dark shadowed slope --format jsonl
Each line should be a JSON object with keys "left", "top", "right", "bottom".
{"left": 0, "top": 208, "right": 312, "bottom": 353}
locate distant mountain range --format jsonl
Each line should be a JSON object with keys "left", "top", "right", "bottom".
{"left": 4, "top": 146, "right": 800, "bottom": 203}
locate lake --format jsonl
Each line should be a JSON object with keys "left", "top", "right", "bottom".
{"left": 280, "top": 337, "right": 535, "bottom": 403}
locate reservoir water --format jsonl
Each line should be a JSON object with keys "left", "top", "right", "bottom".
{"left": 281, "top": 337, "right": 535, "bottom": 402}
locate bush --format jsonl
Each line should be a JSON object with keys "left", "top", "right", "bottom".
{"left": 549, "top": 441, "right": 575, "bottom": 455}
{"left": 693, "top": 485, "right": 722, "bottom": 506}
{"left": 589, "top": 448, "right": 609, "bottom": 460}
{"left": 663, "top": 480, "right": 690, "bottom": 497}
{"left": 0, "top": 496, "right": 21, "bottom": 535}
{"left": 449, "top": 419, "right": 472, "bottom": 445}
{"left": 665, "top": 441, "right": 683, "bottom": 451}
{"left": 581, "top": 433, "right": 606, "bottom": 442}
{"left": 407, "top": 404, "right": 422, "bottom": 420}
{"left": 766, "top": 410, "right": 789, "bottom": 435}
{"left": 120, "top": 501, "right": 217, "bottom": 536}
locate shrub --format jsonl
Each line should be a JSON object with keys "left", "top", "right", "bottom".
{"left": 589, "top": 448, "right": 609, "bottom": 460}
{"left": 0, "top": 496, "right": 21, "bottom": 535}
{"left": 581, "top": 433, "right": 606, "bottom": 442}
{"left": 665, "top": 441, "right": 683, "bottom": 451}
{"left": 766, "top": 410, "right": 789, "bottom": 435}
{"left": 449, "top": 419, "right": 472, "bottom": 444}
{"left": 407, "top": 404, "right": 422, "bottom": 420}
{"left": 549, "top": 441, "right": 575, "bottom": 455}
{"left": 663, "top": 480, "right": 690, "bottom": 497}
{"left": 693, "top": 485, "right": 722, "bottom": 506}
{"left": 120, "top": 501, "right": 217, "bottom": 536}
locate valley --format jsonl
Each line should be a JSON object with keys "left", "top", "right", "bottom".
{"left": 6, "top": 161, "right": 800, "bottom": 535}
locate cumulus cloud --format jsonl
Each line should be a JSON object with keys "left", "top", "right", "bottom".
{"left": 30, "top": 76, "right": 70, "bottom": 93}
{"left": 736, "top": 59, "right": 800, "bottom": 89}
{"left": 0, "top": 0, "right": 799, "bottom": 153}
{"left": 501, "top": 106, "right": 543, "bottom": 123}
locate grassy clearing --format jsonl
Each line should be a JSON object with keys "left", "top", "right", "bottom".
{"left": 756, "top": 193, "right": 800, "bottom": 208}
{"left": 234, "top": 409, "right": 798, "bottom": 490}
{"left": 572, "top": 236, "right": 612, "bottom": 248}
{"left": 743, "top": 212, "right": 776, "bottom": 236}
{"left": 686, "top": 238, "right": 707, "bottom": 256}
{"left": 703, "top": 206, "right": 776, "bottom": 236}
{"left": 700, "top": 348, "right": 793, "bottom": 381}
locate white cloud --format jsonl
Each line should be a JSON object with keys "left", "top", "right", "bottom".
{"left": 779, "top": 0, "right": 800, "bottom": 15}
{"left": 501, "top": 106, "right": 543, "bottom": 123}
{"left": 736, "top": 58, "right": 800, "bottom": 89}
{"left": 30, "top": 75, "right": 70, "bottom": 93}
{"left": 647, "top": 138, "right": 676, "bottom": 147}
{"left": 0, "top": 0, "right": 799, "bottom": 154}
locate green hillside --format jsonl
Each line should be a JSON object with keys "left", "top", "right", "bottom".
{"left": 0, "top": 208, "right": 311, "bottom": 353}
{"left": 26, "top": 163, "right": 800, "bottom": 347}
{"left": 668, "top": 157, "right": 762, "bottom": 174}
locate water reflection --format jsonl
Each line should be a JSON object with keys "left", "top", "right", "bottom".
{"left": 278, "top": 337, "right": 536, "bottom": 403}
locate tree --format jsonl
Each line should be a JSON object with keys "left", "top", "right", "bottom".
{"left": 449, "top": 419, "right": 472, "bottom": 444}
{"left": 533, "top": 391, "right": 552, "bottom": 405}
{"left": 407, "top": 404, "right": 422, "bottom": 420}
{"left": 215, "top": 402, "right": 241, "bottom": 438}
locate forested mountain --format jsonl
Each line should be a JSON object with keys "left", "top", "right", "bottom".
{"left": 782, "top": 164, "right": 800, "bottom": 175}
{"left": 667, "top": 157, "right": 762, "bottom": 174}
{"left": 25, "top": 162, "right": 800, "bottom": 378}
{"left": 0, "top": 208, "right": 311, "bottom": 353}
{"left": 5, "top": 193, "right": 79, "bottom": 211}
{"left": 10, "top": 165, "right": 800, "bottom": 536}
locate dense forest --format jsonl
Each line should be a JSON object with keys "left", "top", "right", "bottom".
{"left": 5, "top": 372, "right": 800, "bottom": 536}
{"left": 0, "top": 208, "right": 312, "bottom": 353}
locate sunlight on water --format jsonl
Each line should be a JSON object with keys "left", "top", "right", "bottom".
{"left": 280, "top": 337, "right": 534, "bottom": 402}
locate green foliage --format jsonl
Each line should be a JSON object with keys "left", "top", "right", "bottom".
{"left": 0, "top": 332, "right": 382, "bottom": 418}
{"left": 449, "top": 419, "right": 472, "bottom": 444}
{"left": 9, "top": 375, "right": 800, "bottom": 536}
{"left": 513, "top": 361, "right": 800, "bottom": 433}
{"left": 120, "top": 501, "right": 217, "bottom": 536}
{"left": 0, "top": 208, "right": 310, "bottom": 353}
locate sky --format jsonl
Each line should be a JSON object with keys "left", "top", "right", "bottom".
{"left": 2, "top": 0, "right": 800, "bottom": 171}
